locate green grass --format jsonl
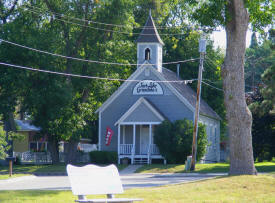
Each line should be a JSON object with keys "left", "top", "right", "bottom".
{"left": 0, "top": 164, "right": 127, "bottom": 174}
{"left": 0, "top": 174, "right": 29, "bottom": 180}
{"left": 0, "top": 164, "right": 68, "bottom": 174}
{"left": 136, "top": 162, "right": 275, "bottom": 173}
{"left": 0, "top": 175, "right": 274, "bottom": 202}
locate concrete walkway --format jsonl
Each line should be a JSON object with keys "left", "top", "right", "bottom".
{"left": 119, "top": 165, "right": 143, "bottom": 175}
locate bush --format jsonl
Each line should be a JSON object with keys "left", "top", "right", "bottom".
{"left": 89, "top": 151, "right": 118, "bottom": 164}
{"left": 154, "top": 119, "right": 208, "bottom": 164}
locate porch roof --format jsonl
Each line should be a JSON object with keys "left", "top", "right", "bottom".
{"left": 115, "top": 97, "right": 165, "bottom": 125}
{"left": 15, "top": 119, "right": 41, "bottom": 131}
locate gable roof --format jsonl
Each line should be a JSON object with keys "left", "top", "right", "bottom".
{"left": 161, "top": 68, "right": 221, "bottom": 120}
{"left": 96, "top": 65, "right": 220, "bottom": 121}
{"left": 115, "top": 97, "right": 165, "bottom": 125}
{"left": 95, "top": 65, "right": 145, "bottom": 113}
{"left": 136, "top": 14, "right": 164, "bottom": 45}
{"left": 15, "top": 120, "right": 41, "bottom": 131}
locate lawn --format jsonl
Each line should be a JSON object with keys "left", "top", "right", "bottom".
{"left": 0, "top": 174, "right": 29, "bottom": 180}
{"left": 136, "top": 162, "right": 275, "bottom": 173}
{"left": 0, "top": 175, "right": 274, "bottom": 203}
{"left": 0, "top": 164, "right": 68, "bottom": 174}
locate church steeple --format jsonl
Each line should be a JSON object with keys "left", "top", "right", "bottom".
{"left": 137, "top": 12, "right": 164, "bottom": 45}
{"left": 137, "top": 12, "right": 164, "bottom": 72}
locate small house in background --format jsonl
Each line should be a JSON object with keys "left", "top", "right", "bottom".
{"left": 77, "top": 138, "right": 98, "bottom": 152}
{"left": 13, "top": 119, "right": 47, "bottom": 153}
{"left": 96, "top": 13, "right": 221, "bottom": 164}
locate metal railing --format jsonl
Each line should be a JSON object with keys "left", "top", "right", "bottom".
{"left": 14, "top": 151, "right": 52, "bottom": 164}
{"left": 14, "top": 151, "right": 90, "bottom": 164}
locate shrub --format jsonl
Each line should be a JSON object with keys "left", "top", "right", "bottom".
{"left": 154, "top": 119, "right": 208, "bottom": 164}
{"left": 89, "top": 151, "right": 118, "bottom": 164}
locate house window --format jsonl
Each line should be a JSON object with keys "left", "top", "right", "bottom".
{"left": 145, "top": 48, "right": 151, "bottom": 60}
{"left": 29, "top": 142, "right": 48, "bottom": 152}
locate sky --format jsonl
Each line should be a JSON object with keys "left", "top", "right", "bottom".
{"left": 212, "top": 29, "right": 252, "bottom": 50}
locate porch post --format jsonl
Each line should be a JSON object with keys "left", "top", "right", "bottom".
{"left": 123, "top": 125, "right": 125, "bottom": 144}
{"left": 118, "top": 124, "right": 120, "bottom": 164}
{"left": 149, "top": 124, "right": 152, "bottom": 164}
{"left": 132, "top": 124, "right": 136, "bottom": 164}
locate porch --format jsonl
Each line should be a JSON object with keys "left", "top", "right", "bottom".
{"left": 115, "top": 97, "right": 166, "bottom": 164}
{"left": 117, "top": 124, "right": 164, "bottom": 164}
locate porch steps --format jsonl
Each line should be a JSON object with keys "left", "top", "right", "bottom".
{"left": 133, "top": 157, "right": 149, "bottom": 165}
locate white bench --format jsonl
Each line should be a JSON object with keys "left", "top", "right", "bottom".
{"left": 67, "top": 164, "right": 142, "bottom": 203}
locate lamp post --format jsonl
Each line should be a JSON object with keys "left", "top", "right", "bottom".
{"left": 190, "top": 37, "right": 206, "bottom": 171}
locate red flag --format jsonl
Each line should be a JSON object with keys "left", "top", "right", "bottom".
{"left": 105, "top": 127, "right": 114, "bottom": 146}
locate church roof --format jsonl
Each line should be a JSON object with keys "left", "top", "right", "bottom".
{"left": 136, "top": 13, "right": 164, "bottom": 45}
{"left": 161, "top": 67, "right": 221, "bottom": 120}
{"left": 96, "top": 65, "right": 221, "bottom": 121}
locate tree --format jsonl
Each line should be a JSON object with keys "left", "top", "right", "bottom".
{"left": 245, "top": 36, "right": 273, "bottom": 92}
{"left": 261, "top": 63, "right": 275, "bottom": 115}
{"left": 0, "top": 126, "right": 9, "bottom": 159}
{"left": 0, "top": 0, "right": 21, "bottom": 157}
{"left": 154, "top": 119, "right": 208, "bottom": 164}
{"left": 185, "top": 0, "right": 273, "bottom": 175}
{"left": 245, "top": 34, "right": 275, "bottom": 162}
{"left": 246, "top": 35, "right": 275, "bottom": 161}
{"left": 248, "top": 87, "right": 275, "bottom": 161}
{"left": 0, "top": 0, "right": 18, "bottom": 24}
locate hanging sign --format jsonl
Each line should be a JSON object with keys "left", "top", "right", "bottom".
{"left": 133, "top": 80, "right": 163, "bottom": 95}
{"left": 105, "top": 127, "right": 114, "bottom": 146}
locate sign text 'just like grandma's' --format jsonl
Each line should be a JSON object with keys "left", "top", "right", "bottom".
{"left": 133, "top": 80, "right": 163, "bottom": 95}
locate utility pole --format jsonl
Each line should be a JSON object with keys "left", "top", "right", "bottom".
{"left": 190, "top": 37, "right": 206, "bottom": 171}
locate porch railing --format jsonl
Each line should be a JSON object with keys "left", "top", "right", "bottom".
{"left": 119, "top": 144, "right": 160, "bottom": 155}
{"left": 120, "top": 144, "right": 133, "bottom": 155}
{"left": 150, "top": 144, "right": 160, "bottom": 155}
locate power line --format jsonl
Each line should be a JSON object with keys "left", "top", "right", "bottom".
{"left": 27, "top": 5, "right": 221, "bottom": 32}
{"left": 0, "top": 39, "right": 200, "bottom": 66}
{"left": 204, "top": 58, "right": 263, "bottom": 91}
{"left": 25, "top": 8, "right": 188, "bottom": 36}
{"left": 0, "top": 61, "right": 197, "bottom": 83}
{"left": 202, "top": 81, "right": 224, "bottom": 92}
{"left": 203, "top": 78, "right": 222, "bottom": 85}
{"left": 28, "top": 5, "right": 140, "bottom": 29}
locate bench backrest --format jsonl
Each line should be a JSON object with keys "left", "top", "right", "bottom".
{"left": 66, "top": 164, "right": 124, "bottom": 196}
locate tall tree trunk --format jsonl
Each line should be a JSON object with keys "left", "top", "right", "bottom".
{"left": 64, "top": 141, "right": 78, "bottom": 164}
{"left": 223, "top": 0, "right": 257, "bottom": 175}
{"left": 3, "top": 112, "right": 17, "bottom": 157}
{"left": 48, "top": 135, "right": 59, "bottom": 164}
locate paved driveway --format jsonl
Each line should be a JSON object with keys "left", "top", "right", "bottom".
{"left": 0, "top": 173, "right": 225, "bottom": 191}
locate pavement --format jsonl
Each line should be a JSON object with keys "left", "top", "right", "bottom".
{"left": 0, "top": 165, "right": 227, "bottom": 191}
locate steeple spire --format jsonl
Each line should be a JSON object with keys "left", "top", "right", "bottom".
{"left": 136, "top": 12, "right": 164, "bottom": 45}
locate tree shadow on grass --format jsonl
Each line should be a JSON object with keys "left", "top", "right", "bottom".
{"left": 0, "top": 190, "right": 75, "bottom": 202}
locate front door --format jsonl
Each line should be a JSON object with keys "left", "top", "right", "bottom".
{"left": 140, "top": 125, "right": 149, "bottom": 154}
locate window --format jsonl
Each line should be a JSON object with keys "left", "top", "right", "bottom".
{"left": 29, "top": 142, "right": 48, "bottom": 152}
{"left": 145, "top": 48, "right": 151, "bottom": 60}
